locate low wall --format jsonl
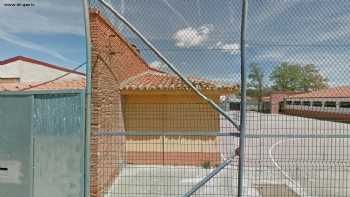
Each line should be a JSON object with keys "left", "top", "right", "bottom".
{"left": 283, "top": 109, "right": 350, "bottom": 122}
{"left": 127, "top": 152, "right": 221, "bottom": 166}
{"left": 125, "top": 137, "right": 221, "bottom": 166}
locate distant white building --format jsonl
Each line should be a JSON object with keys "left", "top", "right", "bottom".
{"left": 220, "top": 94, "right": 239, "bottom": 111}
{"left": 0, "top": 56, "right": 85, "bottom": 83}
{"left": 283, "top": 86, "right": 350, "bottom": 122}
{"left": 220, "top": 94, "right": 258, "bottom": 111}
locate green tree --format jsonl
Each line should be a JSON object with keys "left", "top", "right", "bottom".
{"left": 270, "top": 62, "right": 328, "bottom": 91}
{"left": 301, "top": 64, "right": 328, "bottom": 91}
{"left": 270, "top": 62, "right": 303, "bottom": 91}
{"left": 248, "top": 63, "right": 265, "bottom": 111}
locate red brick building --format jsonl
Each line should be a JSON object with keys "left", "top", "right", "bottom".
{"left": 262, "top": 91, "right": 302, "bottom": 114}
{"left": 0, "top": 56, "right": 85, "bottom": 91}
{"left": 0, "top": 56, "right": 85, "bottom": 83}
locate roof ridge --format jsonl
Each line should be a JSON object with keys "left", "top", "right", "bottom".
{"left": 120, "top": 70, "right": 239, "bottom": 92}
{"left": 119, "top": 71, "right": 151, "bottom": 89}
{"left": 0, "top": 56, "right": 85, "bottom": 76}
{"left": 288, "top": 85, "right": 350, "bottom": 98}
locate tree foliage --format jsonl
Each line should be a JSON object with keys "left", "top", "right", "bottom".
{"left": 270, "top": 62, "right": 328, "bottom": 92}
{"left": 248, "top": 63, "right": 265, "bottom": 98}
{"left": 301, "top": 64, "right": 328, "bottom": 91}
{"left": 248, "top": 63, "right": 265, "bottom": 111}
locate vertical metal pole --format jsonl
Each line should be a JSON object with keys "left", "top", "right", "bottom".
{"left": 31, "top": 138, "right": 35, "bottom": 197}
{"left": 162, "top": 135, "right": 165, "bottom": 165}
{"left": 238, "top": 0, "right": 248, "bottom": 197}
{"left": 82, "top": 0, "right": 92, "bottom": 196}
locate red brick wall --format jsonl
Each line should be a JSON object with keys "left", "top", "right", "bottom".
{"left": 270, "top": 92, "right": 302, "bottom": 114}
{"left": 89, "top": 10, "right": 150, "bottom": 197}
{"left": 284, "top": 109, "right": 350, "bottom": 122}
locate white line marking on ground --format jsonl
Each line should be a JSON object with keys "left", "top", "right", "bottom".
{"left": 269, "top": 138, "right": 312, "bottom": 197}
{"left": 181, "top": 177, "right": 204, "bottom": 183}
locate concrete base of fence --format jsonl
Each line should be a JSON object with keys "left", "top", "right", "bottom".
{"left": 283, "top": 109, "right": 350, "bottom": 122}
{"left": 127, "top": 151, "right": 221, "bottom": 166}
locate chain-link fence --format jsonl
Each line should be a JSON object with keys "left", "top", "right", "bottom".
{"left": 87, "top": 0, "right": 350, "bottom": 196}
{"left": 243, "top": 1, "right": 350, "bottom": 196}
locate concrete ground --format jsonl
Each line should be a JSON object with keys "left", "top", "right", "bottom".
{"left": 221, "top": 111, "right": 350, "bottom": 197}
{"left": 104, "top": 164, "right": 303, "bottom": 197}
{"left": 104, "top": 165, "right": 240, "bottom": 197}
{"left": 104, "top": 112, "right": 350, "bottom": 196}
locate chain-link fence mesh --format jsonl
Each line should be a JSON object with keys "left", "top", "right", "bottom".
{"left": 244, "top": 1, "right": 350, "bottom": 196}
{"left": 87, "top": 0, "right": 350, "bottom": 196}
{"left": 88, "top": 0, "right": 241, "bottom": 196}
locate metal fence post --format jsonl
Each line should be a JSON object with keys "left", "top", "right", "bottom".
{"left": 82, "top": 0, "right": 92, "bottom": 196}
{"left": 238, "top": 0, "right": 248, "bottom": 197}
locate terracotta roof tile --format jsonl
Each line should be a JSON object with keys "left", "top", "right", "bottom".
{"left": 288, "top": 86, "right": 350, "bottom": 98}
{"left": 0, "top": 79, "right": 85, "bottom": 91}
{"left": 120, "top": 71, "right": 238, "bottom": 92}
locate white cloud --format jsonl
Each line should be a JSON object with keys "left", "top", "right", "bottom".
{"left": 255, "top": 50, "right": 284, "bottom": 60}
{"left": 150, "top": 60, "right": 168, "bottom": 70}
{"left": 214, "top": 42, "right": 240, "bottom": 54}
{"left": 172, "top": 25, "right": 213, "bottom": 48}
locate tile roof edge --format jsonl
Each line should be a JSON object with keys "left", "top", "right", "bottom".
{"left": 0, "top": 56, "right": 85, "bottom": 76}
{"left": 120, "top": 70, "right": 239, "bottom": 91}
{"left": 119, "top": 71, "right": 152, "bottom": 89}
{"left": 287, "top": 85, "right": 350, "bottom": 98}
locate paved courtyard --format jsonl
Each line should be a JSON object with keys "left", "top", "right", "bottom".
{"left": 222, "top": 111, "right": 350, "bottom": 197}
{"left": 105, "top": 112, "right": 350, "bottom": 196}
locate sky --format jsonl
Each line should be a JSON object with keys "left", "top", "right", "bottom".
{"left": 0, "top": 0, "right": 86, "bottom": 71}
{"left": 1, "top": 0, "right": 350, "bottom": 86}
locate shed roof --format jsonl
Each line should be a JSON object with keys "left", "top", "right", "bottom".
{"left": 288, "top": 86, "right": 350, "bottom": 99}
{"left": 0, "top": 56, "right": 85, "bottom": 76}
{"left": 120, "top": 71, "right": 238, "bottom": 92}
{"left": 262, "top": 91, "right": 304, "bottom": 102}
